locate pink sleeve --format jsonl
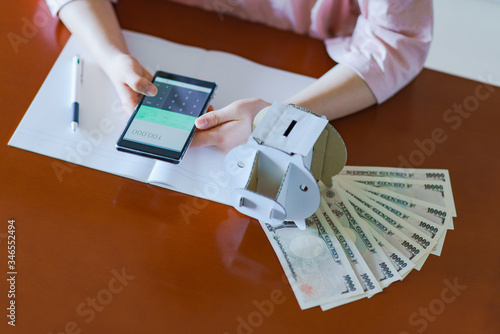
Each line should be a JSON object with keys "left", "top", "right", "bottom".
{"left": 324, "top": 0, "right": 433, "bottom": 103}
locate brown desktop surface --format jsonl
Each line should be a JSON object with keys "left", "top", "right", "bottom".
{"left": 1, "top": 1, "right": 499, "bottom": 333}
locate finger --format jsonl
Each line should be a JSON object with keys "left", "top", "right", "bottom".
{"left": 123, "top": 71, "right": 157, "bottom": 97}
{"left": 193, "top": 105, "right": 215, "bottom": 128}
{"left": 195, "top": 107, "right": 236, "bottom": 130}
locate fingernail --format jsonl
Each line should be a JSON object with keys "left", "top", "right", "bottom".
{"left": 146, "top": 85, "right": 157, "bottom": 96}
{"left": 196, "top": 118, "right": 208, "bottom": 128}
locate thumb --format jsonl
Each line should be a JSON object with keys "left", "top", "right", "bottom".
{"left": 123, "top": 70, "right": 157, "bottom": 97}
{"left": 195, "top": 107, "right": 234, "bottom": 129}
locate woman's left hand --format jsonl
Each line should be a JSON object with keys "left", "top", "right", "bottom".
{"left": 190, "top": 98, "right": 271, "bottom": 153}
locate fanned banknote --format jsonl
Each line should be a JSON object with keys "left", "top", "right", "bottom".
{"left": 259, "top": 166, "right": 456, "bottom": 311}
{"left": 259, "top": 215, "right": 364, "bottom": 309}
{"left": 337, "top": 175, "right": 456, "bottom": 216}
{"left": 321, "top": 183, "right": 401, "bottom": 287}
{"left": 339, "top": 166, "right": 456, "bottom": 217}
{"left": 336, "top": 178, "right": 449, "bottom": 255}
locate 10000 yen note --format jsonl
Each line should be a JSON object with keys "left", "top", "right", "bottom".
{"left": 364, "top": 224, "right": 414, "bottom": 276}
{"left": 322, "top": 183, "right": 401, "bottom": 288}
{"left": 338, "top": 179, "right": 448, "bottom": 255}
{"left": 336, "top": 181, "right": 438, "bottom": 252}
{"left": 339, "top": 166, "right": 456, "bottom": 215}
{"left": 340, "top": 166, "right": 452, "bottom": 183}
{"left": 317, "top": 202, "right": 382, "bottom": 296}
{"left": 340, "top": 178, "right": 453, "bottom": 229}
{"left": 259, "top": 216, "right": 363, "bottom": 309}
{"left": 338, "top": 175, "right": 456, "bottom": 217}
{"left": 315, "top": 206, "right": 382, "bottom": 311}
{"left": 338, "top": 187, "right": 429, "bottom": 265}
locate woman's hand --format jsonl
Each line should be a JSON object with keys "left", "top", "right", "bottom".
{"left": 58, "top": 0, "right": 157, "bottom": 113}
{"left": 105, "top": 53, "right": 158, "bottom": 113}
{"left": 191, "top": 98, "right": 271, "bottom": 153}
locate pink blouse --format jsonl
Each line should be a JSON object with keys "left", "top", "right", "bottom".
{"left": 47, "top": 0, "right": 433, "bottom": 103}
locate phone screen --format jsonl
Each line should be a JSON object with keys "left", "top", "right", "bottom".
{"left": 117, "top": 72, "right": 216, "bottom": 163}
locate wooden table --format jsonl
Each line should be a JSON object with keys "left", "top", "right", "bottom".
{"left": 1, "top": 1, "right": 499, "bottom": 333}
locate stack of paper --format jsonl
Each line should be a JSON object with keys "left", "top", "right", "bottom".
{"left": 260, "top": 166, "right": 456, "bottom": 310}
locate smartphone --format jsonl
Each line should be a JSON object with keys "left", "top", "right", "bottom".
{"left": 116, "top": 71, "right": 217, "bottom": 164}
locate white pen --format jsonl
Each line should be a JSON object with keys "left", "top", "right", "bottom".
{"left": 71, "top": 55, "right": 83, "bottom": 132}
